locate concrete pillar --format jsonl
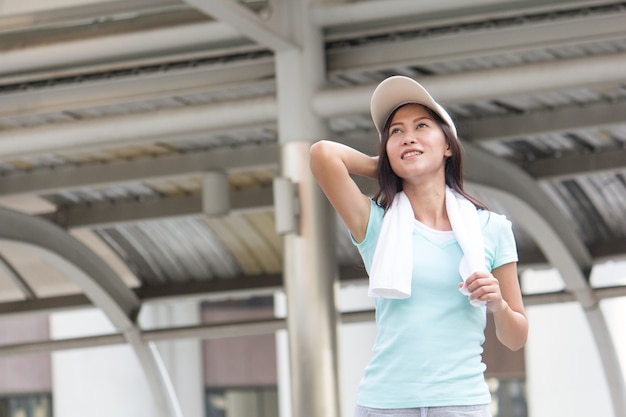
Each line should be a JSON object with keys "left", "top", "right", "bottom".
{"left": 274, "top": 1, "right": 341, "bottom": 416}
{"left": 278, "top": 139, "right": 340, "bottom": 417}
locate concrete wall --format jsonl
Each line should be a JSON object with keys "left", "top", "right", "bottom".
{"left": 0, "top": 313, "right": 51, "bottom": 394}
{"left": 523, "top": 261, "right": 626, "bottom": 417}
{"left": 50, "top": 301, "right": 204, "bottom": 417}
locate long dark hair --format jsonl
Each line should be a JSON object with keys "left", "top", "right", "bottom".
{"left": 373, "top": 105, "right": 487, "bottom": 211}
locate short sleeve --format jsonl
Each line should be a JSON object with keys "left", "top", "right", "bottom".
{"left": 479, "top": 211, "right": 519, "bottom": 270}
{"left": 496, "top": 216, "right": 518, "bottom": 268}
{"left": 350, "top": 199, "right": 385, "bottom": 273}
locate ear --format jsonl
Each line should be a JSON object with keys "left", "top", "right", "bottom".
{"left": 444, "top": 144, "right": 452, "bottom": 158}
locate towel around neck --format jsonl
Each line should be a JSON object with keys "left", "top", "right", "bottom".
{"left": 368, "top": 186, "right": 487, "bottom": 307}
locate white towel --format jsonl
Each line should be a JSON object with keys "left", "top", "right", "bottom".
{"left": 445, "top": 187, "right": 488, "bottom": 307}
{"left": 368, "top": 192, "right": 414, "bottom": 298}
{"left": 369, "top": 186, "right": 487, "bottom": 307}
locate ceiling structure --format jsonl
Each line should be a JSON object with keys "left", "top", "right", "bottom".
{"left": 0, "top": 0, "right": 625, "bottom": 416}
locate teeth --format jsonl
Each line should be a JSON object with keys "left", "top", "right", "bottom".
{"left": 402, "top": 151, "right": 422, "bottom": 159}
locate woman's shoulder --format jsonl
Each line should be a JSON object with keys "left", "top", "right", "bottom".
{"left": 477, "top": 209, "right": 513, "bottom": 231}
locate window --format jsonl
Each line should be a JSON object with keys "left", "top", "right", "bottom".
{"left": 487, "top": 378, "right": 527, "bottom": 417}
{"left": 206, "top": 387, "right": 278, "bottom": 417}
{"left": 0, "top": 393, "right": 52, "bottom": 417}
{"left": 202, "top": 297, "right": 279, "bottom": 417}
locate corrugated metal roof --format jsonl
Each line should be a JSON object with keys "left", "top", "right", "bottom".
{"left": 0, "top": 0, "right": 624, "bottom": 314}
{"left": 541, "top": 170, "right": 626, "bottom": 244}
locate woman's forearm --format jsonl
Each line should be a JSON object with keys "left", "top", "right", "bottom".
{"left": 493, "top": 301, "right": 528, "bottom": 351}
{"left": 310, "top": 140, "right": 377, "bottom": 179}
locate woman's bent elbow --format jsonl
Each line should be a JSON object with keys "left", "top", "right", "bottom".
{"left": 309, "top": 140, "right": 332, "bottom": 172}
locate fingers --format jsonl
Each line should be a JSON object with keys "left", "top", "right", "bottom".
{"left": 464, "top": 272, "right": 505, "bottom": 312}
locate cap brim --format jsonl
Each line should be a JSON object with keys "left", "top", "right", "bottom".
{"left": 370, "top": 76, "right": 457, "bottom": 139}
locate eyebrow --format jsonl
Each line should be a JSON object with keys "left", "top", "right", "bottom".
{"left": 389, "top": 116, "right": 432, "bottom": 128}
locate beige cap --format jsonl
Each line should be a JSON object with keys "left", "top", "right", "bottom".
{"left": 370, "top": 76, "right": 457, "bottom": 140}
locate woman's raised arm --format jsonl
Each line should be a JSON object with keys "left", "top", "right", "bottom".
{"left": 310, "top": 140, "right": 377, "bottom": 242}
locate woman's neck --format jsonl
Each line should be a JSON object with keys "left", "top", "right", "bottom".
{"left": 403, "top": 182, "right": 451, "bottom": 231}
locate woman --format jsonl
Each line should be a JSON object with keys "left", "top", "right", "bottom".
{"left": 310, "top": 76, "right": 528, "bottom": 417}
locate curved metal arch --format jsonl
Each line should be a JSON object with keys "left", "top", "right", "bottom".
{"left": 469, "top": 183, "right": 626, "bottom": 416}
{"left": 464, "top": 145, "right": 626, "bottom": 416}
{"left": 463, "top": 143, "right": 593, "bottom": 299}
{"left": 0, "top": 207, "right": 183, "bottom": 417}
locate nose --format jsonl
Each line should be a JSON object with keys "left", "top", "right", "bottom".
{"left": 402, "top": 134, "right": 417, "bottom": 145}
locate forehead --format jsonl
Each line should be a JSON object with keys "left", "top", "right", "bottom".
{"left": 390, "top": 103, "right": 431, "bottom": 123}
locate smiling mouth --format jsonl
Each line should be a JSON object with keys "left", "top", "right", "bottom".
{"left": 402, "top": 150, "right": 423, "bottom": 159}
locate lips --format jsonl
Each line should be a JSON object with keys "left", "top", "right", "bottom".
{"left": 401, "top": 150, "right": 423, "bottom": 159}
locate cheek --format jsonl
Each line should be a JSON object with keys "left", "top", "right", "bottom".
{"left": 385, "top": 142, "right": 399, "bottom": 162}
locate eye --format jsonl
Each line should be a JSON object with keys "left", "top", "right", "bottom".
{"left": 416, "top": 122, "right": 428, "bottom": 129}
{"left": 389, "top": 127, "right": 402, "bottom": 135}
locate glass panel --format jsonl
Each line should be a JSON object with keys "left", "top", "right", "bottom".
{"left": 226, "top": 390, "right": 258, "bottom": 417}
{"left": 488, "top": 378, "right": 527, "bottom": 417}
{"left": 206, "top": 388, "right": 278, "bottom": 417}
{"left": 206, "top": 389, "right": 226, "bottom": 417}
{"left": 0, "top": 394, "right": 52, "bottom": 417}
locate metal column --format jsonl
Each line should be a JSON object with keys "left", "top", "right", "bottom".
{"left": 274, "top": 1, "right": 341, "bottom": 415}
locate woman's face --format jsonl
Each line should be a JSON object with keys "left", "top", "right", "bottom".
{"left": 385, "top": 103, "right": 452, "bottom": 183}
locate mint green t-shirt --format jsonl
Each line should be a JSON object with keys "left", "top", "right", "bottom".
{"left": 353, "top": 199, "right": 518, "bottom": 409}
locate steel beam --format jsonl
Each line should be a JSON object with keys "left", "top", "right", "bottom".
{"left": 315, "top": 53, "right": 626, "bottom": 117}
{"left": 2, "top": 8, "right": 624, "bottom": 116}
{"left": 461, "top": 100, "right": 626, "bottom": 142}
{"left": 0, "top": 63, "right": 276, "bottom": 119}
{"left": 313, "top": 0, "right": 506, "bottom": 27}
{"left": 0, "top": 94, "right": 277, "bottom": 157}
{"left": 2, "top": 283, "right": 626, "bottom": 354}
{"left": 0, "top": 0, "right": 185, "bottom": 33}
{"left": 0, "top": 293, "right": 91, "bottom": 316}
{"left": 460, "top": 100, "right": 626, "bottom": 178}
{"left": 1, "top": 52, "right": 625, "bottom": 159}
{"left": 0, "top": 209, "right": 183, "bottom": 417}
{"left": 35, "top": 192, "right": 626, "bottom": 265}
{"left": 185, "top": 0, "right": 294, "bottom": 52}
{"left": 0, "top": 266, "right": 357, "bottom": 318}
{"left": 0, "top": 143, "right": 278, "bottom": 195}
{"left": 44, "top": 187, "right": 272, "bottom": 228}
{"left": 2, "top": 0, "right": 621, "bottom": 85}
{"left": 524, "top": 150, "right": 626, "bottom": 179}
{"left": 0, "top": 136, "right": 621, "bottom": 201}
{"left": 327, "top": 12, "right": 626, "bottom": 74}
{"left": 0, "top": 21, "right": 245, "bottom": 81}
{"left": 312, "top": 0, "right": 603, "bottom": 28}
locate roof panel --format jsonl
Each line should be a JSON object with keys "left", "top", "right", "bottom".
{"left": 97, "top": 216, "right": 242, "bottom": 284}
{"left": 203, "top": 216, "right": 264, "bottom": 276}
{"left": 527, "top": 168, "right": 626, "bottom": 249}
{"left": 0, "top": 242, "right": 81, "bottom": 298}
